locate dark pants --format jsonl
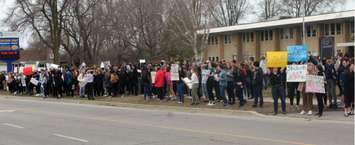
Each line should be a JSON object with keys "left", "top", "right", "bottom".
{"left": 156, "top": 87, "right": 164, "bottom": 100}
{"left": 272, "top": 85, "right": 286, "bottom": 113}
{"left": 253, "top": 85, "right": 263, "bottom": 106}
{"left": 316, "top": 93, "right": 324, "bottom": 115}
{"left": 86, "top": 82, "right": 94, "bottom": 100}
{"left": 235, "top": 84, "right": 244, "bottom": 106}
{"left": 214, "top": 81, "right": 221, "bottom": 100}
{"left": 143, "top": 83, "right": 152, "bottom": 100}
{"left": 288, "top": 82, "right": 300, "bottom": 106}
{"left": 227, "top": 82, "right": 235, "bottom": 104}
{"left": 177, "top": 81, "right": 185, "bottom": 103}
{"left": 207, "top": 80, "right": 215, "bottom": 101}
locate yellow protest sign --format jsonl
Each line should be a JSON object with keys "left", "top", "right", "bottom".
{"left": 266, "top": 51, "right": 288, "bottom": 68}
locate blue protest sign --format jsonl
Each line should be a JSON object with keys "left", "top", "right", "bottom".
{"left": 287, "top": 45, "right": 308, "bottom": 62}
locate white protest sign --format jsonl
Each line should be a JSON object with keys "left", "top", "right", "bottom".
{"left": 305, "top": 75, "right": 325, "bottom": 93}
{"left": 286, "top": 65, "right": 307, "bottom": 82}
{"left": 30, "top": 78, "right": 39, "bottom": 86}
{"left": 150, "top": 71, "right": 156, "bottom": 84}
{"left": 171, "top": 64, "right": 179, "bottom": 81}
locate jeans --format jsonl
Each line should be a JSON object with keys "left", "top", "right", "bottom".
{"left": 80, "top": 86, "right": 86, "bottom": 97}
{"left": 177, "top": 81, "right": 185, "bottom": 103}
{"left": 326, "top": 79, "right": 337, "bottom": 106}
{"left": 143, "top": 83, "right": 152, "bottom": 100}
{"left": 253, "top": 85, "right": 263, "bottom": 106}
{"left": 201, "top": 83, "right": 208, "bottom": 99}
{"left": 219, "top": 85, "right": 228, "bottom": 105}
{"left": 191, "top": 84, "right": 199, "bottom": 104}
{"left": 272, "top": 85, "right": 286, "bottom": 113}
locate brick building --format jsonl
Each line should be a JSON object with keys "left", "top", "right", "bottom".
{"left": 201, "top": 10, "right": 355, "bottom": 61}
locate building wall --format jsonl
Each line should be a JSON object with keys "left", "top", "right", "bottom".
{"left": 205, "top": 18, "right": 354, "bottom": 61}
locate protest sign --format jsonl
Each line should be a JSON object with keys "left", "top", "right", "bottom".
{"left": 305, "top": 75, "right": 325, "bottom": 93}
{"left": 182, "top": 77, "right": 192, "bottom": 89}
{"left": 139, "top": 59, "right": 146, "bottom": 63}
{"left": 151, "top": 71, "right": 156, "bottom": 84}
{"left": 288, "top": 45, "right": 308, "bottom": 62}
{"left": 266, "top": 51, "right": 288, "bottom": 68}
{"left": 30, "top": 78, "right": 39, "bottom": 86}
{"left": 286, "top": 65, "right": 307, "bottom": 82}
{"left": 171, "top": 64, "right": 179, "bottom": 81}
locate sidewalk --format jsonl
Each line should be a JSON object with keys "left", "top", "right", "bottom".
{"left": 0, "top": 93, "right": 352, "bottom": 123}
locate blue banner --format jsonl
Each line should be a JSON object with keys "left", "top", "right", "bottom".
{"left": 287, "top": 45, "right": 308, "bottom": 62}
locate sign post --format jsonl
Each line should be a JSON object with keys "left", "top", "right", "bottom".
{"left": 0, "top": 32, "right": 20, "bottom": 72}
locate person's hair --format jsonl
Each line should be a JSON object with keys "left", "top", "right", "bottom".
{"left": 166, "top": 67, "right": 171, "bottom": 72}
{"left": 253, "top": 61, "right": 260, "bottom": 67}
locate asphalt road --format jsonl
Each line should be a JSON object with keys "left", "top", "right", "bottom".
{"left": 0, "top": 97, "right": 353, "bottom": 145}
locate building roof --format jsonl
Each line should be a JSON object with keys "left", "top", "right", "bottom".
{"left": 198, "top": 10, "right": 355, "bottom": 34}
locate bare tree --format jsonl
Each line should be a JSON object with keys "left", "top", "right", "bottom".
{"left": 6, "top": 0, "right": 70, "bottom": 64}
{"left": 258, "top": 0, "right": 282, "bottom": 20}
{"left": 207, "top": 0, "right": 249, "bottom": 26}
{"left": 282, "top": 0, "right": 346, "bottom": 17}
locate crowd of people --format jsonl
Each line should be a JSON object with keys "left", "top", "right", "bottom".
{"left": 0, "top": 53, "right": 354, "bottom": 117}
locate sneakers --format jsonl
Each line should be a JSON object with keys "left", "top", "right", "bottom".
{"left": 300, "top": 110, "right": 306, "bottom": 115}
{"left": 307, "top": 110, "right": 313, "bottom": 115}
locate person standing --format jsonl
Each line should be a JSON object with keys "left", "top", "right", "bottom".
{"left": 141, "top": 66, "right": 152, "bottom": 100}
{"left": 226, "top": 63, "right": 235, "bottom": 105}
{"left": 190, "top": 67, "right": 200, "bottom": 105}
{"left": 177, "top": 65, "right": 186, "bottom": 104}
{"left": 324, "top": 59, "right": 337, "bottom": 108}
{"left": 252, "top": 61, "right": 264, "bottom": 108}
{"left": 343, "top": 59, "right": 354, "bottom": 117}
{"left": 270, "top": 68, "right": 286, "bottom": 115}
{"left": 233, "top": 64, "right": 245, "bottom": 107}
{"left": 85, "top": 70, "right": 95, "bottom": 100}
{"left": 315, "top": 64, "right": 326, "bottom": 117}
{"left": 217, "top": 64, "right": 228, "bottom": 106}
{"left": 77, "top": 70, "right": 87, "bottom": 98}
{"left": 154, "top": 67, "right": 165, "bottom": 100}
{"left": 300, "top": 62, "right": 316, "bottom": 115}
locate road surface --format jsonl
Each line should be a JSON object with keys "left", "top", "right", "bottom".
{"left": 0, "top": 97, "right": 353, "bottom": 145}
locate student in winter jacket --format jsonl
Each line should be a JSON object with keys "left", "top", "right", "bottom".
{"left": 154, "top": 67, "right": 165, "bottom": 100}
{"left": 270, "top": 68, "right": 286, "bottom": 115}
{"left": 252, "top": 61, "right": 264, "bottom": 108}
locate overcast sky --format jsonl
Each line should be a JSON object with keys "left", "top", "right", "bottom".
{"left": 0, "top": 0, "right": 354, "bottom": 49}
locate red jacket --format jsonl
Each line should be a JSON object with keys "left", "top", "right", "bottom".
{"left": 154, "top": 70, "right": 165, "bottom": 88}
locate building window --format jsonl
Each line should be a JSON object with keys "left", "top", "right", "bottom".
{"left": 215, "top": 57, "right": 219, "bottom": 61}
{"left": 336, "top": 23, "right": 341, "bottom": 35}
{"left": 242, "top": 33, "right": 246, "bottom": 42}
{"left": 325, "top": 24, "right": 330, "bottom": 35}
{"left": 246, "top": 33, "right": 250, "bottom": 42}
{"left": 331, "top": 23, "right": 335, "bottom": 35}
{"left": 224, "top": 35, "right": 231, "bottom": 44}
{"left": 324, "top": 23, "right": 341, "bottom": 36}
{"left": 250, "top": 32, "right": 254, "bottom": 42}
{"left": 350, "top": 22, "right": 354, "bottom": 33}
{"left": 215, "top": 36, "right": 218, "bottom": 44}
{"left": 265, "top": 30, "right": 269, "bottom": 41}
{"left": 260, "top": 31, "right": 264, "bottom": 41}
{"left": 306, "top": 25, "right": 317, "bottom": 37}
{"left": 269, "top": 30, "right": 273, "bottom": 40}
{"left": 282, "top": 28, "right": 294, "bottom": 39}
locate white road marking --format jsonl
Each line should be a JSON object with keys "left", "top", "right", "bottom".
{"left": 53, "top": 133, "right": 89, "bottom": 143}
{"left": 0, "top": 110, "right": 16, "bottom": 113}
{"left": 2, "top": 123, "right": 24, "bottom": 129}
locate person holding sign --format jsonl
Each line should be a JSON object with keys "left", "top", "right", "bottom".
{"left": 269, "top": 68, "right": 287, "bottom": 115}
{"left": 300, "top": 62, "right": 317, "bottom": 115}
{"left": 342, "top": 59, "right": 354, "bottom": 117}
